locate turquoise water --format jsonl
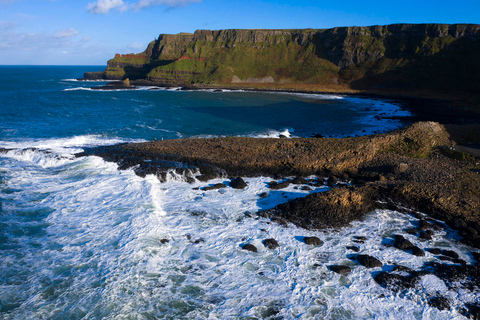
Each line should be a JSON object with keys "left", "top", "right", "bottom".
{"left": 1, "top": 67, "right": 476, "bottom": 319}
{"left": 0, "top": 66, "right": 409, "bottom": 141}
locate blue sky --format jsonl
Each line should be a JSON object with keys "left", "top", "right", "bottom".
{"left": 1, "top": 0, "right": 479, "bottom": 65}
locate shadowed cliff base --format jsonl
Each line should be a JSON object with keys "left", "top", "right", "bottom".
{"left": 77, "top": 122, "right": 480, "bottom": 248}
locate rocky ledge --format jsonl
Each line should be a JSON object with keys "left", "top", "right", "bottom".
{"left": 77, "top": 121, "right": 480, "bottom": 246}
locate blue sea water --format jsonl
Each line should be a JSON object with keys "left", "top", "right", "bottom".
{"left": 0, "top": 66, "right": 478, "bottom": 319}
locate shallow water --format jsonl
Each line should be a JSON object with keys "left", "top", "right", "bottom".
{"left": 0, "top": 67, "right": 478, "bottom": 319}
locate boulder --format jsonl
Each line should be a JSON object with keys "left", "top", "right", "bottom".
{"left": 426, "top": 248, "right": 442, "bottom": 255}
{"left": 411, "top": 246, "right": 425, "bottom": 256}
{"left": 242, "top": 244, "right": 258, "bottom": 252}
{"left": 292, "top": 176, "right": 308, "bottom": 184}
{"left": 419, "top": 230, "right": 434, "bottom": 240}
{"left": 356, "top": 254, "right": 382, "bottom": 268}
{"left": 346, "top": 246, "right": 360, "bottom": 252}
{"left": 428, "top": 297, "right": 451, "bottom": 311}
{"left": 258, "top": 192, "right": 268, "bottom": 198}
{"left": 441, "top": 250, "right": 459, "bottom": 259}
{"left": 262, "top": 238, "right": 279, "bottom": 249}
{"left": 268, "top": 180, "right": 291, "bottom": 190}
{"left": 229, "top": 177, "right": 247, "bottom": 189}
{"left": 202, "top": 183, "right": 226, "bottom": 191}
{"left": 329, "top": 265, "right": 352, "bottom": 275}
{"left": 394, "top": 235, "right": 415, "bottom": 250}
{"left": 304, "top": 236, "right": 323, "bottom": 246}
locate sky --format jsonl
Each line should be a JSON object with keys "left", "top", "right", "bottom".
{"left": 0, "top": 0, "right": 479, "bottom": 65}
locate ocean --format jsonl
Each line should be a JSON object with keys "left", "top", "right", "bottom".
{"left": 0, "top": 66, "right": 477, "bottom": 319}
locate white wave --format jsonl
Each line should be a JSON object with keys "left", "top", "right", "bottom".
{"left": 63, "top": 87, "right": 93, "bottom": 91}
{"left": 1, "top": 151, "right": 478, "bottom": 318}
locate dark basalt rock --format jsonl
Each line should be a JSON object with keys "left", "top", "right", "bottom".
{"left": 268, "top": 180, "right": 291, "bottom": 190}
{"left": 354, "top": 236, "right": 368, "bottom": 241}
{"left": 419, "top": 230, "right": 434, "bottom": 240}
{"left": 356, "top": 254, "right": 382, "bottom": 268}
{"left": 441, "top": 250, "right": 459, "bottom": 259}
{"left": 411, "top": 246, "right": 425, "bottom": 256}
{"left": 327, "top": 175, "right": 338, "bottom": 187}
{"left": 262, "top": 238, "right": 279, "bottom": 249}
{"left": 160, "top": 239, "right": 169, "bottom": 244}
{"left": 329, "top": 265, "right": 352, "bottom": 275}
{"left": 428, "top": 297, "right": 451, "bottom": 311}
{"left": 292, "top": 176, "right": 308, "bottom": 184}
{"left": 242, "top": 244, "right": 258, "bottom": 252}
{"left": 374, "top": 272, "right": 417, "bottom": 292}
{"left": 418, "top": 219, "right": 433, "bottom": 230}
{"left": 472, "top": 252, "right": 480, "bottom": 264}
{"left": 202, "top": 183, "right": 226, "bottom": 191}
{"left": 300, "top": 186, "right": 312, "bottom": 191}
{"left": 229, "top": 177, "right": 247, "bottom": 189}
{"left": 394, "top": 235, "right": 415, "bottom": 250}
{"left": 459, "top": 226, "right": 479, "bottom": 238}
{"left": 258, "top": 192, "right": 268, "bottom": 198}
{"left": 464, "top": 303, "right": 480, "bottom": 319}
{"left": 304, "top": 236, "right": 323, "bottom": 246}
{"left": 447, "top": 218, "right": 468, "bottom": 230}
{"left": 346, "top": 246, "right": 360, "bottom": 252}
{"left": 406, "top": 228, "right": 419, "bottom": 235}
{"left": 426, "top": 248, "right": 442, "bottom": 255}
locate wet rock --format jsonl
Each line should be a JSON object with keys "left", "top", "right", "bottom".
{"left": 354, "top": 236, "right": 368, "bottom": 241}
{"left": 268, "top": 180, "right": 290, "bottom": 190}
{"left": 271, "top": 216, "right": 288, "bottom": 227}
{"left": 202, "top": 183, "right": 226, "bottom": 191}
{"left": 242, "top": 244, "right": 258, "bottom": 252}
{"left": 304, "top": 236, "right": 323, "bottom": 246}
{"left": 258, "top": 192, "right": 268, "bottom": 198}
{"left": 452, "top": 258, "right": 467, "bottom": 266}
{"left": 419, "top": 230, "right": 434, "bottom": 240}
{"left": 472, "top": 252, "right": 480, "bottom": 264}
{"left": 300, "top": 186, "right": 312, "bottom": 191}
{"left": 441, "top": 250, "right": 459, "bottom": 259}
{"left": 262, "top": 238, "right": 279, "bottom": 249}
{"left": 193, "top": 238, "right": 205, "bottom": 244}
{"left": 406, "top": 228, "right": 419, "bottom": 235}
{"left": 428, "top": 296, "right": 451, "bottom": 311}
{"left": 329, "top": 265, "right": 352, "bottom": 275}
{"left": 356, "top": 254, "right": 382, "bottom": 268}
{"left": 327, "top": 175, "right": 338, "bottom": 187}
{"left": 374, "top": 272, "right": 417, "bottom": 292}
{"left": 229, "top": 177, "right": 247, "bottom": 189}
{"left": 393, "top": 235, "right": 415, "bottom": 250}
{"left": 160, "top": 239, "right": 169, "bottom": 244}
{"left": 411, "top": 246, "right": 425, "bottom": 256}
{"left": 464, "top": 303, "right": 480, "bottom": 319}
{"left": 292, "top": 176, "right": 308, "bottom": 184}
{"left": 346, "top": 246, "right": 360, "bottom": 252}
{"left": 418, "top": 219, "right": 433, "bottom": 230}
{"left": 426, "top": 248, "right": 442, "bottom": 255}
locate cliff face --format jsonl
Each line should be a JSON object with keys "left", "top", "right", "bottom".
{"left": 85, "top": 24, "right": 480, "bottom": 98}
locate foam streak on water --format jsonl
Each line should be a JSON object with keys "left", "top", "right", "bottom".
{"left": 0, "top": 137, "right": 478, "bottom": 319}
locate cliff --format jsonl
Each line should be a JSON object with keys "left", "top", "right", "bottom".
{"left": 85, "top": 24, "right": 480, "bottom": 103}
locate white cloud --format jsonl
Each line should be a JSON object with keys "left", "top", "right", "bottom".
{"left": 87, "top": 0, "right": 125, "bottom": 14}
{"left": 86, "top": 0, "right": 201, "bottom": 14}
{"left": 53, "top": 28, "right": 79, "bottom": 38}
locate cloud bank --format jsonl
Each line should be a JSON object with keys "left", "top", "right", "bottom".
{"left": 87, "top": 0, "right": 201, "bottom": 14}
